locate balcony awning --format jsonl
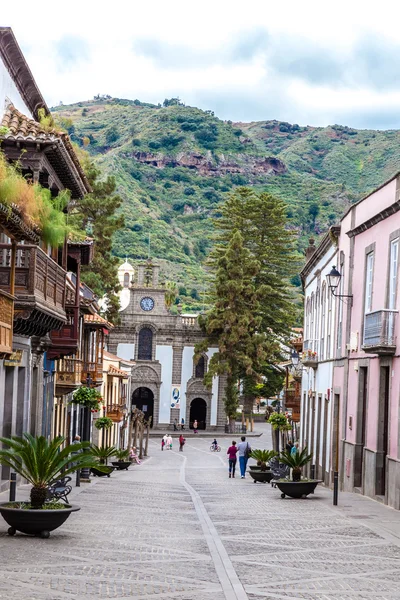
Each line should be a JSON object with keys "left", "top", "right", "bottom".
{"left": 84, "top": 313, "right": 114, "bottom": 332}
{"left": 107, "top": 364, "right": 129, "bottom": 378}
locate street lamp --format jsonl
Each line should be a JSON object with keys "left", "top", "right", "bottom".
{"left": 327, "top": 265, "right": 352, "bottom": 299}
{"left": 80, "top": 373, "right": 92, "bottom": 481}
{"left": 291, "top": 350, "right": 299, "bottom": 367}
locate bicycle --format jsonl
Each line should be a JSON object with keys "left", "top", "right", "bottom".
{"left": 210, "top": 444, "right": 221, "bottom": 452}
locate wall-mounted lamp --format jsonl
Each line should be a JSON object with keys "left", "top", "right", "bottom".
{"left": 326, "top": 265, "right": 353, "bottom": 299}
{"left": 291, "top": 350, "right": 300, "bottom": 367}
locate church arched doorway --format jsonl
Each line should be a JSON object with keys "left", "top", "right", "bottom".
{"left": 189, "top": 398, "right": 207, "bottom": 430}
{"left": 132, "top": 387, "right": 154, "bottom": 427}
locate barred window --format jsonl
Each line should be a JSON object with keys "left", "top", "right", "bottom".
{"left": 195, "top": 355, "right": 206, "bottom": 378}
{"left": 138, "top": 328, "right": 153, "bottom": 360}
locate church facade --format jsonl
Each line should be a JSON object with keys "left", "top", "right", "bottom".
{"left": 107, "top": 261, "right": 227, "bottom": 431}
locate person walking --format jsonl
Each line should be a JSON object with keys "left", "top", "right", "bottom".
{"left": 291, "top": 442, "right": 299, "bottom": 457}
{"left": 286, "top": 440, "right": 294, "bottom": 454}
{"left": 163, "top": 434, "right": 168, "bottom": 450}
{"left": 181, "top": 417, "right": 185, "bottom": 430}
{"left": 161, "top": 437, "right": 165, "bottom": 451}
{"left": 166, "top": 434, "right": 173, "bottom": 450}
{"left": 173, "top": 419, "right": 178, "bottom": 431}
{"left": 193, "top": 419, "right": 198, "bottom": 434}
{"left": 237, "top": 436, "right": 251, "bottom": 479}
{"left": 179, "top": 434, "right": 185, "bottom": 451}
{"left": 227, "top": 440, "right": 238, "bottom": 478}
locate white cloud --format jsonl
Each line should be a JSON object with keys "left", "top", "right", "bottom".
{"left": 3, "top": 0, "right": 400, "bottom": 127}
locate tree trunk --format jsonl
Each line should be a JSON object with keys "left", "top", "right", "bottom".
{"left": 139, "top": 421, "right": 144, "bottom": 459}
{"left": 144, "top": 417, "right": 152, "bottom": 456}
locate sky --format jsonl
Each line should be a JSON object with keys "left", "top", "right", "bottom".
{"left": 3, "top": 0, "right": 400, "bottom": 129}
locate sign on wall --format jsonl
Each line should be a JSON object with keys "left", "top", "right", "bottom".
{"left": 171, "top": 386, "right": 180, "bottom": 408}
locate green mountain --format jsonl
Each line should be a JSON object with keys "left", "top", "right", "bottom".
{"left": 52, "top": 97, "right": 400, "bottom": 310}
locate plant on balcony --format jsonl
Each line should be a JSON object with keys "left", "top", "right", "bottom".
{"left": 0, "top": 434, "right": 103, "bottom": 509}
{"left": 94, "top": 417, "right": 113, "bottom": 430}
{"left": 301, "top": 349, "right": 317, "bottom": 361}
{"left": 0, "top": 151, "right": 73, "bottom": 246}
{"left": 70, "top": 387, "right": 103, "bottom": 412}
{"left": 249, "top": 449, "right": 278, "bottom": 471}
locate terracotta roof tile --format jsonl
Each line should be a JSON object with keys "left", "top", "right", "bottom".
{"left": 107, "top": 364, "right": 128, "bottom": 378}
{"left": 84, "top": 313, "right": 114, "bottom": 329}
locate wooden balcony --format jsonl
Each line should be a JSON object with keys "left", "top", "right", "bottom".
{"left": 362, "top": 309, "right": 398, "bottom": 355}
{"left": 0, "top": 243, "right": 66, "bottom": 337}
{"left": 284, "top": 389, "right": 301, "bottom": 410}
{"left": 48, "top": 313, "right": 79, "bottom": 360}
{"left": 56, "top": 358, "right": 83, "bottom": 395}
{"left": 0, "top": 289, "right": 14, "bottom": 356}
{"left": 82, "top": 361, "right": 103, "bottom": 386}
{"left": 106, "top": 403, "right": 127, "bottom": 422}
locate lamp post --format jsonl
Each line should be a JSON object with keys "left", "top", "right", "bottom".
{"left": 80, "top": 373, "right": 92, "bottom": 482}
{"left": 327, "top": 265, "right": 352, "bottom": 300}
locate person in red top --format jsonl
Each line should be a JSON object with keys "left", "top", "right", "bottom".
{"left": 179, "top": 434, "right": 185, "bottom": 451}
{"left": 227, "top": 441, "right": 238, "bottom": 478}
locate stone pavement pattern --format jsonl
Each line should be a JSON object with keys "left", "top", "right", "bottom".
{"left": 1, "top": 426, "right": 400, "bottom": 599}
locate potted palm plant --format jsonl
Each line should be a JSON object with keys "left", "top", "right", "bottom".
{"left": 89, "top": 445, "right": 116, "bottom": 477}
{"left": 275, "top": 447, "right": 322, "bottom": 498}
{"left": 112, "top": 449, "right": 131, "bottom": 470}
{"left": 249, "top": 450, "right": 278, "bottom": 483}
{"left": 0, "top": 434, "right": 104, "bottom": 538}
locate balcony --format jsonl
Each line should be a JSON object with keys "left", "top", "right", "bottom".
{"left": 302, "top": 350, "right": 318, "bottom": 368}
{"left": 55, "top": 358, "right": 83, "bottom": 395}
{"left": 82, "top": 361, "right": 103, "bottom": 386}
{"left": 48, "top": 315, "right": 79, "bottom": 360}
{"left": 362, "top": 309, "right": 398, "bottom": 355}
{"left": 284, "top": 389, "right": 301, "bottom": 410}
{"left": 106, "top": 403, "right": 127, "bottom": 422}
{"left": 0, "top": 244, "right": 66, "bottom": 337}
{"left": 0, "top": 289, "right": 14, "bottom": 356}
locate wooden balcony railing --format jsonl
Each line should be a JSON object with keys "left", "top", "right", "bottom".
{"left": 0, "top": 289, "right": 14, "bottom": 356}
{"left": 0, "top": 243, "right": 66, "bottom": 336}
{"left": 56, "top": 358, "right": 83, "bottom": 393}
{"left": 82, "top": 361, "right": 103, "bottom": 385}
{"left": 106, "top": 403, "right": 127, "bottom": 422}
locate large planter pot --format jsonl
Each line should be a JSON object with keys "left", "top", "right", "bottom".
{"left": 249, "top": 470, "right": 274, "bottom": 484}
{"left": 275, "top": 480, "right": 322, "bottom": 498}
{"left": 91, "top": 466, "right": 114, "bottom": 477}
{"left": 112, "top": 461, "right": 131, "bottom": 471}
{"left": 0, "top": 503, "right": 80, "bottom": 538}
{"left": 249, "top": 465, "right": 271, "bottom": 472}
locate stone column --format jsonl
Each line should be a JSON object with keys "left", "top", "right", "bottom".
{"left": 170, "top": 345, "right": 183, "bottom": 427}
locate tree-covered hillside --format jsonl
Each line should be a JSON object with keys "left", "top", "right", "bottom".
{"left": 52, "top": 97, "right": 400, "bottom": 310}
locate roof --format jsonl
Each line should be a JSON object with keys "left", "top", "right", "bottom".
{"left": 0, "top": 202, "right": 40, "bottom": 243}
{"left": 84, "top": 313, "right": 114, "bottom": 329}
{"left": 103, "top": 350, "right": 135, "bottom": 366}
{"left": 1, "top": 104, "right": 91, "bottom": 199}
{"left": 107, "top": 364, "right": 129, "bottom": 378}
{"left": 0, "top": 27, "right": 48, "bottom": 119}
{"left": 300, "top": 226, "right": 340, "bottom": 284}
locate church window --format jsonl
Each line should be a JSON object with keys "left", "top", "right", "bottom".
{"left": 123, "top": 272, "right": 130, "bottom": 287}
{"left": 195, "top": 355, "right": 206, "bottom": 378}
{"left": 138, "top": 327, "right": 153, "bottom": 360}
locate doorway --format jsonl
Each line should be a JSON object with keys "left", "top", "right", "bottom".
{"left": 189, "top": 398, "right": 207, "bottom": 430}
{"left": 376, "top": 366, "right": 390, "bottom": 496}
{"left": 354, "top": 367, "right": 368, "bottom": 488}
{"left": 132, "top": 387, "right": 154, "bottom": 427}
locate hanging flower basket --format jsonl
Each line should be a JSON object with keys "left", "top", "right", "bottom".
{"left": 94, "top": 417, "right": 113, "bottom": 431}
{"left": 70, "top": 387, "right": 103, "bottom": 411}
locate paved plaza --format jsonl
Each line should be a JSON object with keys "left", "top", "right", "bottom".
{"left": 1, "top": 426, "right": 400, "bottom": 599}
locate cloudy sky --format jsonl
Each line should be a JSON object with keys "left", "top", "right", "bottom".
{"left": 3, "top": 0, "right": 400, "bottom": 128}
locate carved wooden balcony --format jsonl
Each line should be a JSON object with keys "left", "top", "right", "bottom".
{"left": 0, "top": 243, "right": 66, "bottom": 337}
{"left": 82, "top": 361, "right": 103, "bottom": 386}
{"left": 362, "top": 309, "right": 398, "bottom": 355}
{"left": 48, "top": 316, "right": 78, "bottom": 360}
{"left": 106, "top": 403, "right": 127, "bottom": 422}
{"left": 55, "top": 358, "right": 83, "bottom": 395}
{"left": 0, "top": 289, "right": 14, "bottom": 356}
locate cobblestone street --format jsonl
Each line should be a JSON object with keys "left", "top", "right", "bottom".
{"left": 1, "top": 427, "right": 400, "bottom": 599}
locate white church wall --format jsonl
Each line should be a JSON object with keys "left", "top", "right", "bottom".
{"left": 207, "top": 348, "right": 219, "bottom": 426}
{"left": 156, "top": 344, "right": 173, "bottom": 423}
{"left": 116, "top": 343, "right": 135, "bottom": 361}
{"left": 180, "top": 345, "right": 194, "bottom": 423}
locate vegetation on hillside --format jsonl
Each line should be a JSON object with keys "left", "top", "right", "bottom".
{"left": 52, "top": 98, "right": 400, "bottom": 309}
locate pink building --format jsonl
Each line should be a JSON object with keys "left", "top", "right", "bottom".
{"left": 332, "top": 174, "right": 400, "bottom": 508}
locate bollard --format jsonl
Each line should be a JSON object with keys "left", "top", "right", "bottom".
{"left": 9, "top": 472, "right": 16, "bottom": 502}
{"left": 310, "top": 464, "right": 315, "bottom": 480}
{"left": 76, "top": 469, "right": 81, "bottom": 488}
{"left": 333, "top": 471, "right": 339, "bottom": 506}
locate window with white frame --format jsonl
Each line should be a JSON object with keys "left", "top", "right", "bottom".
{"left": 327, "top": 286, "right": 332, "bottom": 359}
{"left": 364, "top": 252, "right": 374, "bottom": 313}
{"left": 315, "top": 288, "right": 320, "bottom": 355}
{"left": 320, "top": 284, "right": 326, "bottom": 361}
{"left": 389, "top": 239, "right": 399, "bottom": 311}
{"left": 337, "top": 262, "right": 345, "bottom": 354}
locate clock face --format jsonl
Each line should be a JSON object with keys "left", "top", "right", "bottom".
{"left": 140, "top": 296, "right": 155, "bottom": 311}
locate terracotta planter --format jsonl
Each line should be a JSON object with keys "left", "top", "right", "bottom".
{"left": 275, "top": 480, "right": 322, "bottom": 498}
{"left": 0, "top": 503, "right": 80, "bottom": 538}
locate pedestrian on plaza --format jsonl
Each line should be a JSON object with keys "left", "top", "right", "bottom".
{"left": 286, "top": 440, "right": 294, "bottom": 454}
{"left": 179, "top": 434, "right": 185, "bottom": 451}
{"left": 161, "top": 437, "right": 165, "bottom": 451}
{"left": 193, "top": 419, "right": 198, "bottom": 434}
{"left": 167, "top": 434, "right": 173, "bottom": 450}
{"left": 181, "top": 417, "right": 185, "bottom": 430}
{"left": 163, "top": 434, "right": 168, "bottom": 450}
{"left": 173, "top": 419, "right": 178, "bottom": 431}
{"left": 227, "top": 440, "right": 238, "bottom": 478}
{"left": 291, "top": 442, "right": 299, "bottom": 457}
{"left": 237, "top": 436, "right": 251, "bottom": 479}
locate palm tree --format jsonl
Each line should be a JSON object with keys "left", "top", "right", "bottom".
{"left": 250, "top": 449, "right": 278, "bottom": 471}
{"left": 279, "top": 447, "right": 313, "bottom": 481}
{"left": 114, "top": 449, "right": 130, "bottom": 462}
{"left": 89, "top": 445, "right": 117, "bottom": 465}
{"left": 0, "top": 434, "right": 103, "bottom": 509}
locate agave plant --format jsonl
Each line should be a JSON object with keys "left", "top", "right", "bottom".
{"left": 250, "top": 449, "right": 278, "bottom": 471}
{"left": 114, "top": 449, "right": 130, "bottom": 462}
{"left": 279, "top": 447, "right": 313, "bottom": 481}
{"left": 0, "top": 434, "right": 103, "bottom": 509}
{"left": 89, "top": 445, "right": 117, "bottom": 465}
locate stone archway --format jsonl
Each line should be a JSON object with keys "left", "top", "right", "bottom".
{"left": 189, "top": 398, "right": 207, "bottom": 430}
{"left": 132, "top": 387, "right": 154, "bottom": 427}
{"left": 131, "top": 364, "right": 161, "bottom": 427}
{"left": 185, "top": 377, "right": 212, "bottom": 430}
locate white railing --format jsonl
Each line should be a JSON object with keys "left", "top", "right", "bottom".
{"left": 363, "top": 309, "right": 398, "bottom": 347}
